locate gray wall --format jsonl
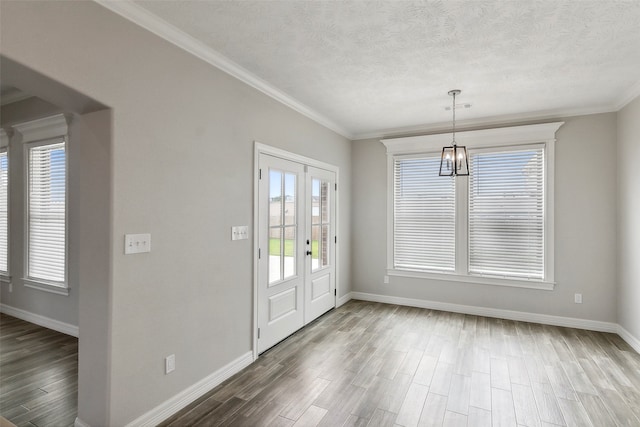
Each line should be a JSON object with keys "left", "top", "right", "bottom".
{"left": 1, "top": 1, "right": 351, "bottom": 425}
{"left": 617, "top": 96, "right": 640, "bottom": 339}
{"left": 352, "top": 113, "right": 618, "bottom": 323}
{"left": 74, "top": 108, "right": 113, "bottom": 426}
{"left": 0, "top": 98, "right": 79, "bottom": 327}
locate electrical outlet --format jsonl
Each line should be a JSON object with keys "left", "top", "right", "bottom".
{"left": 165, "top": 354, "right": 175, "bottom": 374}
{"left": 383, "top": 275, "right": 389, "bottom": 284}
{"left": 574, "top": 293, "right": 583, "bottom": 304}
{"left": 125, "top": 233, "right": 151, "bottom": 254}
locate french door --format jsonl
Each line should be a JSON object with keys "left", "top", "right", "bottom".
{"left": 257, "top": 152, "right": 336, "bottom": 354}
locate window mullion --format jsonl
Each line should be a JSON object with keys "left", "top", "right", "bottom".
{"left": 455, "top": 175, "right": 468, "bottom": 275}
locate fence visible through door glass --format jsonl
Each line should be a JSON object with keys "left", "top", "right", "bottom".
{"left": 269, "top": 170, "right": 297, "bottom": 284}
{"left": 311, "top": 178, "right": 330, "bottom": 271}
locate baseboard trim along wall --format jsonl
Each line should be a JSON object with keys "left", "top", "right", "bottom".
{"left": 617, "top": 325, "right": 640, "bottom": 354}
{"left": 337, "top": 292, "right": 352, "bottom": 308}
{"left": 349, "top": 291, "right": 618, "bottom": 332}
{"left": 0, "top": 303, "right": 79, "bottom": 337}
{"left": 124, "top": 351, "right": 254, "bottom": 427}
{"left": 74, "top": 417, "right": 91, "bottom": 427}
{"left": 348, "top": 292, "right": 640, "bottom": 353}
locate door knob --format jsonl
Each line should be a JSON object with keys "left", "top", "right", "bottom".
{"left": 306, "top": 250, "right": 312, "bottom": 256}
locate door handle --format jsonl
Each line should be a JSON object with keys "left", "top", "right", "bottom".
{"left": 306, "top": 250, "right": 312, "bottom": 256}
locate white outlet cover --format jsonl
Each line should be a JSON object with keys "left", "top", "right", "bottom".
{"left": 165, "top": 354, "right": 175, "bottom": 374}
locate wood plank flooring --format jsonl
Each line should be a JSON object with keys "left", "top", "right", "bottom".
{"left": 161, "top": 300, "right": 640, "bottom": 427}
{"left": 0, "top": 313, "right": 78, "bottom": 427}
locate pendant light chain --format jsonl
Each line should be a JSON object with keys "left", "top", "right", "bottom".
{"left": 452, "top": 91, "right": 456, "bottom": 147}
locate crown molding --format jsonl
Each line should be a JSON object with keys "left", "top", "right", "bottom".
{"left": 614, "top": 79, "right": 640, "bottom": 110}
{"left": 353, "top": 103, "right": 616, "bottom": 141}
{"left": 381, "top": 122, "right": 564, "bottom": 154}
{"left": 0, "top": 90, "right": 32, "bottom": 106}
{"left": 0, "top": 129, "right": 9, "bottom": 148}
{"left": 12, "top": 113, "right": 68, "bottom": 143}
{"left": 93, "top": 0, "right": 353, "bottom": 139}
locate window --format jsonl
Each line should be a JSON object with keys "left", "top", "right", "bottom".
{"left": 383, "top": 123, "right": 562, "bottom": 289}
{"left": 13, "top": 114, "right": 68, "bottom": 292}
{"left": 394, "top": 155, "right": 455, "bottom": 272}
{"left": 0, "top": 132, "right": 8, "bottom": 276}
{"left": 469, "top": 146, "right": 544, "bottom": 280}
{"left": 27, "top": 140, "right": 66, "bottom": 284}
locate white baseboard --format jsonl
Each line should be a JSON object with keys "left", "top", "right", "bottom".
{"left": 74, "top": 417, "right": 91, "bottom": 427}
{"left": 617, "top": 325, "right": 640, "bottom": 354}
{"left": 337, "top": 292, "right": 352, "bottom": 308}
{"left": 124, "top": 351, "right": 254, "bottom": 427}
{"left": 0, "top": 303, "right": 79, "bottom": 337}
{"left": 350, "top": 292, "right": 618, "bottom": 333}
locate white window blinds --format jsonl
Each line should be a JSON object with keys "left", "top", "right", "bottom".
{"left": 27, "top": 140, "right": 66, "bottom": 284}
{"left": 394, "top": 156, "right": 455, "bottom": 272}
{"left": 469, "top": 146, "right": 544, "bottom": 280}
{"left": 0, "top": 150, "right": 8, "bottom": 274}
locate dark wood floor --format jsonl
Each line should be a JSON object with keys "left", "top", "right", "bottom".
{"left": 0, "top": 313, "right": 78, "bottom": 427}
{"left": 161, "top": 300, "right": 640, "bottom": 427}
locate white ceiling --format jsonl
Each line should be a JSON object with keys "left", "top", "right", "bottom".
{"left": 105, "top": 1, "right": 640, "bottom": 139}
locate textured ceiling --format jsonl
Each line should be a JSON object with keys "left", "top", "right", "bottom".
{"left": 131, "top": 0, "right": 640, "bottom": 138}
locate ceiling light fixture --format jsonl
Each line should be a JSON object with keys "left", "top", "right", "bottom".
{"left": 439, "top": 89, "right": 469, "bottom": 177}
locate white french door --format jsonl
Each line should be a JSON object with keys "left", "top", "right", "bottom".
{"left": 304, "top": 166, "right": 336, "bottom": 324}
{"left": 257, "top": 152, "right": 336, "bottom": 354}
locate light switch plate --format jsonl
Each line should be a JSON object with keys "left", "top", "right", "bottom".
{"left": 232, "top": 226, "right": 249, "bottom": 241}
{"left": 125, "top": 233, "right": 151, "bottom": 254}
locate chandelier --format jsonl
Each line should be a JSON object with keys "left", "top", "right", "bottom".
{"left": 439, "top": 89, "right": 469, "bottom": 176}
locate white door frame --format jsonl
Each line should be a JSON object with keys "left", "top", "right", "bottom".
{"left": 253, "top": 142, "right": 339, "bottom": 360}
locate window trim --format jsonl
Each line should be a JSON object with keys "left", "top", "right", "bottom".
{"left": 13, "top": 114, "right": 69, "bottom": 293}
{"left": 382, "top": 122, "right": 563, "bottom": 290}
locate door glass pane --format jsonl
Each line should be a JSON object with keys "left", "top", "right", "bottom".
{"left": 311, "top": 178, "right": 331, "bottom": 272}
{"left": 311, "top": 179, "right": 320, "bottom": 224}
{"left": 269, "top": 170, "right": 282, "bottom": 227}
{"left": 269, "top": 169, "right": 297, "bottom": 283}
{"left": 268, "top": 227, "right": 282, "bottom": 284}
{"left": 284, "top": 173, "right": 296, "bottom": 226}
{"left": 311, "top": 224, "right": 320, "bottom": 270}
{"left": 321, "top": 181, "right": 329, "bottom": 223}
{"left": 283, "top": 225, "right": 296, "bottom": 279}
{"left": 321, "top": 224, "right": 329, "bottom": 268}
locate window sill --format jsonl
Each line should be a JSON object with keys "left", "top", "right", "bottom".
{"left": 23, "top": 278, "right": 69, "bottom": 296}
{"left": 0, "top": 274, "right": 11, "bottom": 284}
{"left": 387, "top": 269, "right": 555, "bottom": 291}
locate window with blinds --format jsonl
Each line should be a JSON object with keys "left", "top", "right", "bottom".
{"left": 469, "top": 146, "right": 544, "bottom": 280}
{"left": 0, "top": 149, "right": 8, "bottom": 275}
{"left": 27, "top": 139, "right": 66, "bottom": 284}
{"left": 394, "top": 155, "right": 455, "bottom": 272}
